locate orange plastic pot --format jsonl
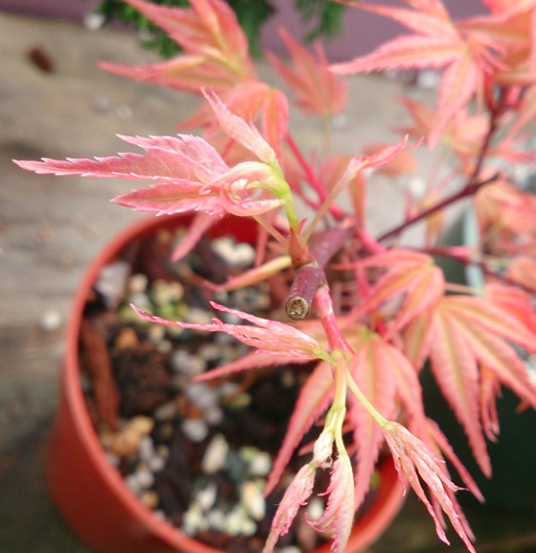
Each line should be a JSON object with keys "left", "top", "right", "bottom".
{"left": 46, "top": 213, "right": 405, "bottom": 553}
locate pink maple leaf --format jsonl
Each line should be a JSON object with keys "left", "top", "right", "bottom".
{"left": 331, "top": 1, "right": 495, "bottom": 148}
{"left": 265, "top": 360, "right": 334, "bottom": 496}
{"left": 307, "top": 455, "right": 355, "bottom": 553}
{"left": 426, "top": 295, "right": 536, "bottom": 476}
{"left": 179, "top": 82, "right": 289, "bottom": 160}
{"left": 263, "top": 463, "right": 316, "bottom": 553}
{"left": 99, "top": 0, "right": 255, "bottom": 94}
{"left": 132, "top": 302, "right": 324, "bottom": 360}
{"left": 344, "top": 249, "right": 445, "bottom": 337}
{"left": 267, "top": 27, "right": 348, "bottom": 117}
{"left": 383, "top": 421, "right": 477, "bottom": 553}
{"left": 202, "top": 88, "right": 276, "bottom": 164}
{"left": 15, "top": 92, "right": 285, "bottom": 218}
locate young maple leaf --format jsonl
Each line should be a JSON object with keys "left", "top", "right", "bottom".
{"left": 331, "top": 0, "right": 495, "bottom": 148}
{"left": 178, "top": 81, "right": 289, "bottom": 161}
{"left": 344, "top": 249, "right": 445, "bottom": 337}
{"left": 267, "top": 27, "right": 348, "bottom": 117}
{"left": 475, "top": 180, "right": 536, "bottom": 242}
{"left": 347, "top": 335, "right": 397, "bottom": 509}
{"left": 458, "top": 1, "right": 536, "bottom": 86}
{"left": 265, "top": 360, "right": 334, "bottom": 496}
{"left": 306, "top": 455, "right": 355, "bottom": 553}
{"left": 202, "top": 88, "right": 277, "bottom": 164}
{"left": 15, "top": 133, "right": 279, "bottom": 217}
{"left": 396, "top": 96, "right": 489, "bottom": 173}
{"left": 15, "top": 92, "right": 284, "bottom": 219}
{"left": 132, "top": 302, "right": 326, "bottom": 361}
{"left": 383, "top": 421, "right": 477, "bottom": 553}
{"left": 426, "top": 295, "right": 536, "bottom": 476}
{"left": 99, "top": 0, "right": 255, "bottom": 94}
{"left": 263, "top": 463, "right": 316, "bottom": 553}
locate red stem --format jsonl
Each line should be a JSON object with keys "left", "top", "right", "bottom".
{"left": 285, "top": 226, "right": 354, "bottom": 320}
{"left": 428, "top": 246, "right": 536, "bottom": 295}
{"left": 284, "top": 133, "right": 345, "bottom": 220}
{"left": 377, "top": 173, "right": 499, "bottom": 244}
{"left": 377, "top": 87, "right": 508, "bottom": 245}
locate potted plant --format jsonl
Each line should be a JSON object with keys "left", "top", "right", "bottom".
{"left": 15, "top": 0, "right": 536, "bottom": 552}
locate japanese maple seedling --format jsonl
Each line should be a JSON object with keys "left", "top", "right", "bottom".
{"left": 16, "top": 0, "right": 536, "bottom": 552}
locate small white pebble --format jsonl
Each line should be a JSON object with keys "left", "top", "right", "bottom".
{"left": 234, "top": 243, "right": 255, "bottom": 267}
{"left": 136, "top": 466, "right": 155, "bottom": 489}
{"left": 240, "top": 517, "right": 257, "bottom": 537}
{"left": 204, "top": 405, "right": 224, "bottom": 426}
{"left": 248, "top": 452, "right": 272, "bottom": 477}
{"left": 182, "top": 505, "right": 208, "bottom": 535}
{"left": 194, "top": 483, "right": 217, "bottom": 511}
{"left": 40, "top": 309, "right": 62, "bottom": 332}
{"left": 198, "top": 343, "right": 222, "bottom": 362}
{"left": 222, "top": 508, "right": 244, "bottom": 537}
{"left": 240, "top": 480, "right": 266, "bottom": 521}
{"left": 147, "top": 455, "right": 166, "bottom": 473}
{"left": 186, "top": 307, "right": 213, "bottom": 325}
{"left": 151, "top": 279, "right": 184, "bottom": 305}
{"left": 170, "top": 350, "right": 206, "bottom": 376}
{"left": 416, "top": 68, "right": 441, "bottom": 89}
{"left": 138, "top": 435, "right": 155, "bottom": 462}
{"left": 148, "top": 324, "right": 166, "bottom": 344}
{"left": 306, "top": 497, "right": 325, "bottom": 522}
{"left": 84, "top": 11, "right": 105, "bottom": 30}
{"left": 279, "top": 547, "right": 302, "bottom": 553}
{"left": 186, "top": 383, "right": 217, "bottom": 410}
{"left": 206, "top": 508, "right": 225, "bottom": 530}
{"left": 156, "top": 340, "right": 173, "bottom": 354}
{"left": 128, "top": 292, "right": 151, "bottom": 311}
{"left": 201, "top": 434, "right": 229, "bottom": 474}
{"left": 182, "top": 418, "right": 209, "bottom": 443}
{"left": 95, "top": 260, "right": 130, "bottom": 308}
{"left": 127, "top": 273, "right": 148, "bottom": 295}
{"left": 124, "top": 473, "right": 142, "bottom": 495}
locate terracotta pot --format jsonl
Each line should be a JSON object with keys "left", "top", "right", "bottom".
{"left": 46, "top": 213, "right": 405, "bottom": 553}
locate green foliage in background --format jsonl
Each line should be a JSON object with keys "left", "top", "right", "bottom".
{"left": 97, "top": 0, "right": 349, "bottom": 57}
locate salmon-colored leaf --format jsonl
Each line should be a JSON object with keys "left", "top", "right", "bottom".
{"left": 265, "top": 361, "right": 334, "bottom": 495}
{"left": 203, "top": 89, "right": 276, "bottom": 163}
{"left": 170, "top": 212, "right": 222, "bottom": 262}
{"left": 348, "top": 337, "right": 397, "bottom": 509}
{"left": 15, "top": 133, "right": 228, "bottom": 181}
{"left": 346, "top": 250, "right": 444, "bottom": 334}
{"left": 268, "top": 28, "right": 348, "bottom": 116}
{"left": 430, "top": 307, "right": 491, "bottom": 476}
{"left": 132, "top": 302, "right": 324, "bottom": 360}
{"left": 193, "top": 351, "right": 312, "bottom": 383}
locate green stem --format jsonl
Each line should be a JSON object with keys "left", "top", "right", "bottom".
{"left": 345, "top": 368, "right": 388, "bottom": 429}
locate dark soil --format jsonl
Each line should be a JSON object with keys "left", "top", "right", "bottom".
{"left": 79, "top": 224, "right": 329, "bottom": 553}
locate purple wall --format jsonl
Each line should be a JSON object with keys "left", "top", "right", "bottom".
{"left": 1, "top": 0, "right": 486, "bottom": 61}
{"left": 0, "top": 0, "right": 99, "bottom": 21}
{"left": 262, "top": 0, "right": 486, "bottom": 60}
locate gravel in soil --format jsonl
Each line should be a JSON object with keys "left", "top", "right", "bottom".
{"left": 80, "top": 226, "right": 329, "bottom": 553}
